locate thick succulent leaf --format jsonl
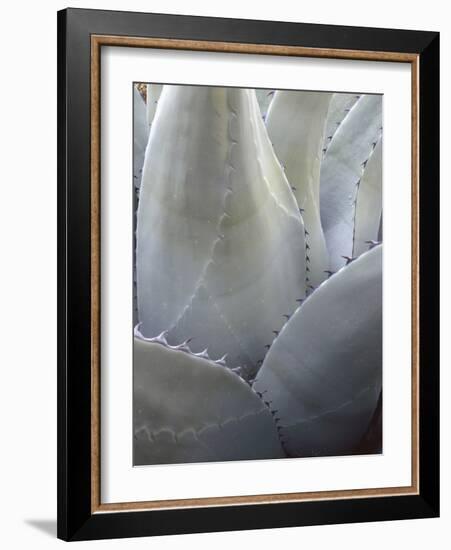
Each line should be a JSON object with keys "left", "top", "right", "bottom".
{"left": 133, "top": 87, "right": 149, "bottom": 191}
{"left": 322, "top": 93, "right": 360, "bottom": 154}
{"left": 320, "top": 95, "right": 382, "bottom": 271}
{"left": 377, "top": 213, "right": 383, "bottom": 242}
{"left": 146, "top": 83, "right": 163, "bottom": 126}
{"left": 353, "top": 139, "right": 382, "bottom": 257}
{"left": 253, "top": 246, "right": 382, "bottom": 457}
{"left": 137, "top": 86, "right": 306, "bottom": 372}
{"left": 255, "top": 88, "right": 274, "bottom": 120}
{"left": 134, "top": 332, "right": 285, "bottom": 465}
{"left": 133, "top": 87, "right": 150, "bottom": 325}
{"left": 266, "top": 90, "right": 332, "bottom": 288}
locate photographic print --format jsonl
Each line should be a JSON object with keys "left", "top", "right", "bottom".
{"left": 58, "top": 11, "right": 439, "bottom": 539}
{"left": 132, "top": 84, "right": 383, "bottom": 466}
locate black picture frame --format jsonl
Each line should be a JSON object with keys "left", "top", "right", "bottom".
{"left": 57, "top": 7, "right": 439, "bottom": 541}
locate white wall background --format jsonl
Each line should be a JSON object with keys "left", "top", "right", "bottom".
{"left": 0, "top": 0, "right": 448, "bottom": 547}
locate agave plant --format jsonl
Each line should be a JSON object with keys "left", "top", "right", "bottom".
{"left": 133, "top": 84, "right": 383, "bottom": 465}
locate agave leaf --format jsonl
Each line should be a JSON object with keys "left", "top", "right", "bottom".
{"left": 134, "top": 332, "right": 285, "bottom": 465}
{"left": 353, "top": 139, "right": 382, "bottom": 257}
{"left": 266, "top": 90, "right": 333, "bottom": 287}
{"left": 133, "top": 86, "right": 149, "bottom": 191}
{"left": 146, "top": 83, "right": 163, "bottom": 126}
{"left": 253, "top": 246, "right": 382, "bottom": 457}
{"left": 377, "top": 213, "right": 383, "bottom": 241}
{"left": 133, "top": 87, "right": 150, "bottom": 325}
{"left": 320, "top": 95, "right": 382, "bottom": 271}
{"left": 322, "top": 93, "right": 360, "bottom": 154}
{"left": 255, "top": 88, "right": 274, "bottom": 120}
{"left": 137, "top": 86, "right": 306, "bottom": 371}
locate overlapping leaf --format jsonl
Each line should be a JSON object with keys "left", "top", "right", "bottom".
{"left": 253, "top": 246, "right": 382, "bottom": 457}
{"left": 134, "top": 331, "right": 284, "bottom": 464}
{"left": 266, "top": 90, "right": 333, "bottom": 287}
{"left": 320, "top": 95, "right": 382, "bottom": 270}
{"left": 137, "top": 86, "right": 306, "bottom": 373}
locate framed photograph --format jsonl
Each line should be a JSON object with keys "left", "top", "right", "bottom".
{"left": 57, "top": 8, "right": 439, "bottom": 541}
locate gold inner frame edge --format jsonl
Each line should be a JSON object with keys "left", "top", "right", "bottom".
{"left": 90, "top": 35, "right": 420, "bottom": 514}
